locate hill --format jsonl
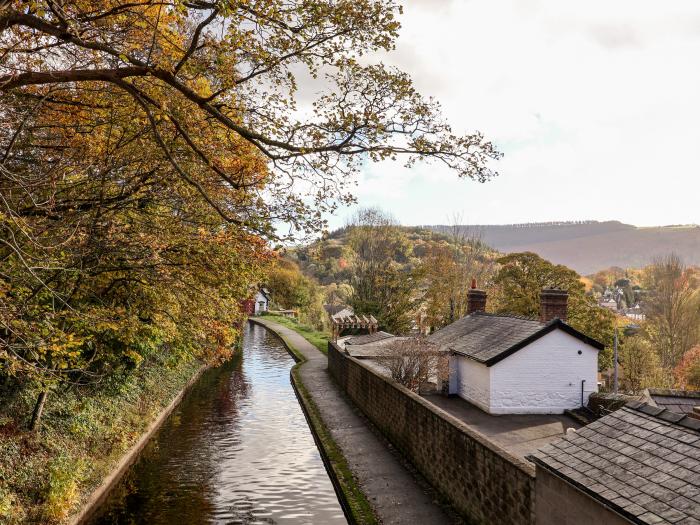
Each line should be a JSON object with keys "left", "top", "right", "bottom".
{"left": 427, "top": 221, "right": 700, "bottom": 274}
{"left": 290, "top": 225, "right": 498, "bottom": 285}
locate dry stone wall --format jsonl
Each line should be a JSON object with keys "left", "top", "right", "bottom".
{"left": 328, "top": 342, "right": 535, "bottom": 525}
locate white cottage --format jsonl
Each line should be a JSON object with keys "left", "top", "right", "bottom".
{"left": 254, "top": 288, "right": 270, "bottom": 314}
{"left": 429, "top": 288, "right": 603, "bottom": 415}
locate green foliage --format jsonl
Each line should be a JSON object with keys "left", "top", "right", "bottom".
{"left": 418, "top": 233, "right": 496, "bottom": 330}
{"left": 43, "top": 455, "right": 85, "bottom": 522}
{"left": 325, "top": 283, "right": 354, "bottom": 306}
{"left": 0, "top": 347, "right": 202, "bottom": 523}
{"left": 266, "top": 259, "right": 328, "bottom": 331}
{"left": 490, "top": 252, "right": 616, "bottom": 370}
{"left": 641, "top": 255, "right": 700, "bottom": 369}
{"left": 267, "top": 260, "right": 318, "bottom": 311}
{"left": 344, "top": 209, "right": 418, "bottom": 334}
{"left": 688, "top": 360, "right": 700, "bottom": 389}
{"left": 619, "top": 337, "right": 664, "bottom": 393}
{"left": 491, "top": 252, "right": 585, "bottom": 316}
{"left": 262, "top": 315, "right": 330, "bottom": 354}
{"left": 293, "top": 224, "right": 466, "bottom": 285}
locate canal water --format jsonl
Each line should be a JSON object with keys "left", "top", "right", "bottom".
{"left": 89, "top": 322, "right": 346, "bottom": 524}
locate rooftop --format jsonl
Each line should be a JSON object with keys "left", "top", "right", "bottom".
{"left": 345, "top": 331, "right": 395, "bottom": 346}
{"left": 527, "top": 403, "right": 700, "bottom": 525}
{"left": 644, "top": 388, "right": 700, "bottom": 416}
{"left": 423, "top": 394, "right": 582, "bottom": 460}
{"left": 427, "top": 312, "right": 604, "bottom": 366}
{"left": 324, "top": 303, "right": 354, "bottom": 317}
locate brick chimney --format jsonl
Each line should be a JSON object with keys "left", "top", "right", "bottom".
{"left": 467, "top": 279, "right": 487, "bottom": 315}
{"left": 540, "top": 288, "right": 568, "bottom": 323}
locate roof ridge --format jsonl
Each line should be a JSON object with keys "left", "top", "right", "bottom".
{"left": 625, "top": 401, "right": 700, "bottom": 433}
{"left": 470, "top": 311, "right": 542, "bottom": 323}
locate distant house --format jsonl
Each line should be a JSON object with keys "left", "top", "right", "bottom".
{"left": 528, "top": 402, "right": 700, "bottom": 525}
{"left": 241, "top": 288, "right": 271, "bottom": 315}
{"left": 623, "top": 305, "right": 645, "bottom": 321}
{"left": 254, "top": 288, "right": 270, "bottom": 314}
{"left": 599, "top": 298, "right": 619, "bottom": 311}
{"left": 429, "top": 287, "right": 604, "bottom": 415}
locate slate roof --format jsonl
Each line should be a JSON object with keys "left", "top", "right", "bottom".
{"left": 527, "top": 403, "right": 700, "bottom": 525}
{"left": 345, "top": 331, "right": 395, "bottom": 345}
{"left": 645, "top": 388, "right": 700, "bottom": 416}
{"left": 427, "top": 312, "right": 604, "bottom": 366}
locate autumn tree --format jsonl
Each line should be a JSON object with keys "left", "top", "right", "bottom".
{"left": 0, "top": 2, "right": 499, "bottom": 425}
{"left": 376, "top": 337, "right": 446, "bottom": 392}
{"left": 266, "top": 258, "right": 326, "bottom": 329}
{"left": 673, "top": 346, "right": 700, "bottom": 390}
{"left": 619, "top": 337, "right": 664, "bottom": 393}
{"left": 324, "top": 282, "right": 353, "bottom": 307}
{"left": 0, "top": 79, "right": 274, "bottom": 428}
{"left": 0, "top": 1, "right": 500, "bottom": 236}
{"left": 419, "top": 220, "right": 494, "bottom": 330}
{"left": 642, "top": 255, "right": 700, "bottom": 369}
{"left": 348, "top": 208, "right": 416, "bottom": 333}
{"left": 490, "top": 252, "right": 616, "bottom": 369}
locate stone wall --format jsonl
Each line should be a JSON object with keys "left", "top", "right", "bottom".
{"left": 588, "top": 392, "right": 642, "bottom": 417}
{"left": 328, "top": 342, "right": 535, "bottom": 525}
{"left": 534, "top": 467, "right": 633, "bottom": 525}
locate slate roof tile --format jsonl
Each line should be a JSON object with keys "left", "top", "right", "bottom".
{"left": 528, "top": 404, "right": 700, "bottom": 525}
{"left": 676, "top": 518, "right": 700, "bottom": 525}
{"left": 638, "top": 512, "right": 665, "bottom": 524}
{"left": 345, "top": 331, "right": 395, "bottom": 345}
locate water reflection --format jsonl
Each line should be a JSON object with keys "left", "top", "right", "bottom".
{"left": 90, "top": 322, "right": 346, "bottom": 524}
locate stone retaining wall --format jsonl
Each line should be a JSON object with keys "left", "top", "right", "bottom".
{"left": 328, "top": 342, "right": 535, "bottom": 525}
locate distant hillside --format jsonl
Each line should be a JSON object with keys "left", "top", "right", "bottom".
{"left": 291, "top": 225, "right": 498, "bottom": 285}
{"left": 427, "top": 221, "right": 700, "bottom": 274}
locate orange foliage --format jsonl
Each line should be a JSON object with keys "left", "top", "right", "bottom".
{"left": 674, "top": 346, "right": 700, "bottom": 389}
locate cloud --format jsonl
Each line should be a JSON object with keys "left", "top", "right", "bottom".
{"left": 319, "top": 0, "right": 700, "bottom": 230}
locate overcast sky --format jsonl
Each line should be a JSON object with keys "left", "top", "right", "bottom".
{"left": 325, "top": 0, "right": 700, "bottom": 229}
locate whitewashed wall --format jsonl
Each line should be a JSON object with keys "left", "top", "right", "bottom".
{"left": 452, "top": 355, "right": 491, "bottom": 412}
{"left": 488, "top": 330, "right": 599, "bottom": 414}
{"left": 254, "top": 291, "right": 268, "bottom": 314}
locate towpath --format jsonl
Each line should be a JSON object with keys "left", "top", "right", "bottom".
{"left": 251, "top": 317, "right": 454, "bottom": 525}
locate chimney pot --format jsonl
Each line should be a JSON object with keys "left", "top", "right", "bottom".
{"left": 540, "top": 288, "right": 568, "bottom": 323}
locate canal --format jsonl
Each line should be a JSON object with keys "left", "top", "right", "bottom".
{"left": 89, "top": 322, "right": 347, "bottom": 524}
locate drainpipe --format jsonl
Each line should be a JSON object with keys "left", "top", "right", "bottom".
{"left": 581, "top": 379, "right": 586, "bottom": 407}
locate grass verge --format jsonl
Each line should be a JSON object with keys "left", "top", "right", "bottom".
{"left": 292, "top": 367, "right": 378, "bottom": 525}
{"left": 260, "top": 314, "right": 330, "bottom": 354}
{"left": 0, "top": 351, "right": 204, "bottom": 524}
{"left": 253, "top": 318, "right": 378, "bottom": 525}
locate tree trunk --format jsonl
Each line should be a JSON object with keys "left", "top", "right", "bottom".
{"left": 29, "top": 390, "right": 47, "bottom": 431}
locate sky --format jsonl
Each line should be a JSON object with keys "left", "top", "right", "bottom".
{"left": 324, "top": 0, "right": 700, "bottom": 230}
